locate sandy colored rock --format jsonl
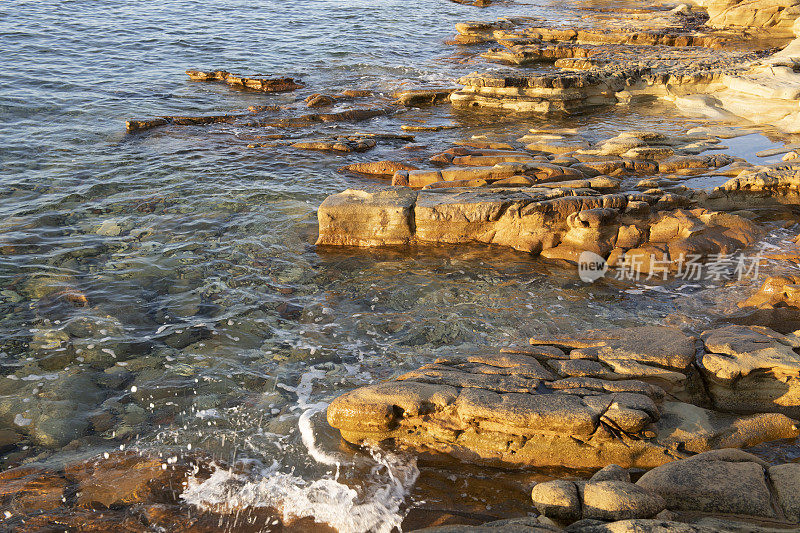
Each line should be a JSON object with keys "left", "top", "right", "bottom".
{"left": 699, "top": 325, "right": 800, "bottom": 417}
{"left": 636, "top": 450, "right": 775, "bottom": 517}
{"left": 316, "top": 188, "right": 417, "bottom": 247}
{"left": 531, "top": 480, "right": 581, "bottom": 521}
{"left": 339, "top": 160, "right": 419, "bottom": 177}
{"left": 582, "top": 481, "right": 666, "bottom": 521}
{"left": 316, "top": 187, "right": 759, "bottom": 273}
{"left": 590, "top": 464, "right": 630, "bottom": 483}
{"left": 326, "top": 330, "right": 799, "bottom": 470}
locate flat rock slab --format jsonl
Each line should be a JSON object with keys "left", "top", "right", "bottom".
{"left": 326, "top": 327, "right": 799, "bottom": 470}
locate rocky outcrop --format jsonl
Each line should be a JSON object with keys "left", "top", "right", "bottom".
{"left": 739, "top": 275, "right": 800, "bottom": 309}
{"left": 185, "top": 69, "right": 304, "bottom": 92}
{"left": 714, "top": 163, "right": 800, "bottom": 203}
{"left": 698, "top": 324, "right": 800, "bottom": 417}
{"left": 316, "top": 185, "right": 760, "bottom": 275}
{"left": 326, "top": 326, "right": 799, "bottom": 470}
{"left": 448, "top": 4, "right": 800, "bottom": 133}
{"left": 699, "top": 0, "right": 800, "bottom": 37}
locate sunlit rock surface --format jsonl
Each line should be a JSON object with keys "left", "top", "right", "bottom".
{"left": 326, "top": 326, "right": 799, "bottom": 470}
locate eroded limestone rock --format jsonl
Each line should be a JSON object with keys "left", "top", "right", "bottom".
{"left": 716, "top": 163, "right": 800, "bottom": 203}
{"left": 316, "top": 186, "right": 760, "bottom": 274}
{"left": 699, "top": 324, "right": 800, "bottom": 417}
{"left": 326, "top": 327, "right": 799, "bottom": 470}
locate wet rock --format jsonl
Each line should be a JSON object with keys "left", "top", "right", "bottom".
{"left": 0, "top": 428, "right": 23, "bottom": 452}
{"left": 0, "top": 466, "right": 67, "bottom": 511}
{"left": 65, "top": 451, "right": 187, "bottom": 508}
{"left": 739, "top": 275, "right": 800, "bottom": 310}
{"left": 339, "top": 160, "right": 419, "bottom": 177}
{"left": 185, "top": 69, "right": 303, "bottom": 92}
{"left": 715, "top": 163, "right": 800, "bottom": 203}
{"left": 411, "top": 516, "right": 560, "bottom": 532}
{"left": 263, "top": 107, "right": 386, "bottom": 128}
{"left": 305, "top": 93, "right": 335, "bottom": 107}
{"left": 291, "top": 136, "right": 377, "bottom": 153}
{"left": 396, "top": 88, "right": 456, "bottom": 106}
{"left": 698, "top": 324, "right": 800, "bottom": 417}
{"left": 341, "top": 89, "right": 373, "bottom": 97}
{"left": 326, "top": 327, "right": 798, "bottom": 470}
{"left": 521, "top": 133, "right": 590, "bottom": 154}
{"left": 126, "top": 113, "right": 246, "bottom": 133}
{"left": 725, "top": 306, "right": 800, "bottom": 335}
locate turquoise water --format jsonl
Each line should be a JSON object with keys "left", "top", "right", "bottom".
{"left": 1, "top": 1, "right": 798, "bottom": 530}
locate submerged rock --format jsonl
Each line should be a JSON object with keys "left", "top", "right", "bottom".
{"left": 291, "top": 136, "right": 377, "bottom": 153}
{"left": 185, "top": 69, "right": 304, "bottom": 92}
{"left": 339, "top": 160, "right": 419, "bottom": 177}
{"left": 126, "top": 113, "right": 246, "bottom": 133}
{"left": 395, "top": 88, "right": 456, "bottom": 106}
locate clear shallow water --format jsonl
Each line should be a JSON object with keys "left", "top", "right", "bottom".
{"left": 1, "top": 0, "right": 799, "bottom": 531}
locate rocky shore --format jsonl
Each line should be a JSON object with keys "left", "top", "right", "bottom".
{"left": 311, "top": 0, "right": 800, "bottom": 531}
{"left": 4, "top": 0, "right": 800, "bottom": 532}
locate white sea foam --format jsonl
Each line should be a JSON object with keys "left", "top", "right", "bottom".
{"left": 181, "top": 365, "right": 418, "bottom": 532}
{"left": 181, "top": 449, "right": 418, "bottom": 533}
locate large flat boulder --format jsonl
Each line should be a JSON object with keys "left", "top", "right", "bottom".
{"left": 636, "top": 450, "right": 785, "bottom": 519}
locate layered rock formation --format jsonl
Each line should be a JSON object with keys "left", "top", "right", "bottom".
{"left": 714, "top": 162, "right": 800, "bottom": 203}
{"left": 316, "top": 184, "right": 760, "bottom": 274}
{"left": 448, "top": 3, "right": 800, "bottom": 133}
{"left": 698, "top": 0, "right": 800, "bottom": 37}
{"left": 699, "top": 325, "right": 800, "bottom": 417}
{"left": 326, "top": 326, "right": 799, "bottom": 470}
{"left": 185, "top": 69, "right": 304, "bottom": 92}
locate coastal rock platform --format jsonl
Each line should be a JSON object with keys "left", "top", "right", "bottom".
{"left": 326, "top": 326, "right": 800, "bottom": 470}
